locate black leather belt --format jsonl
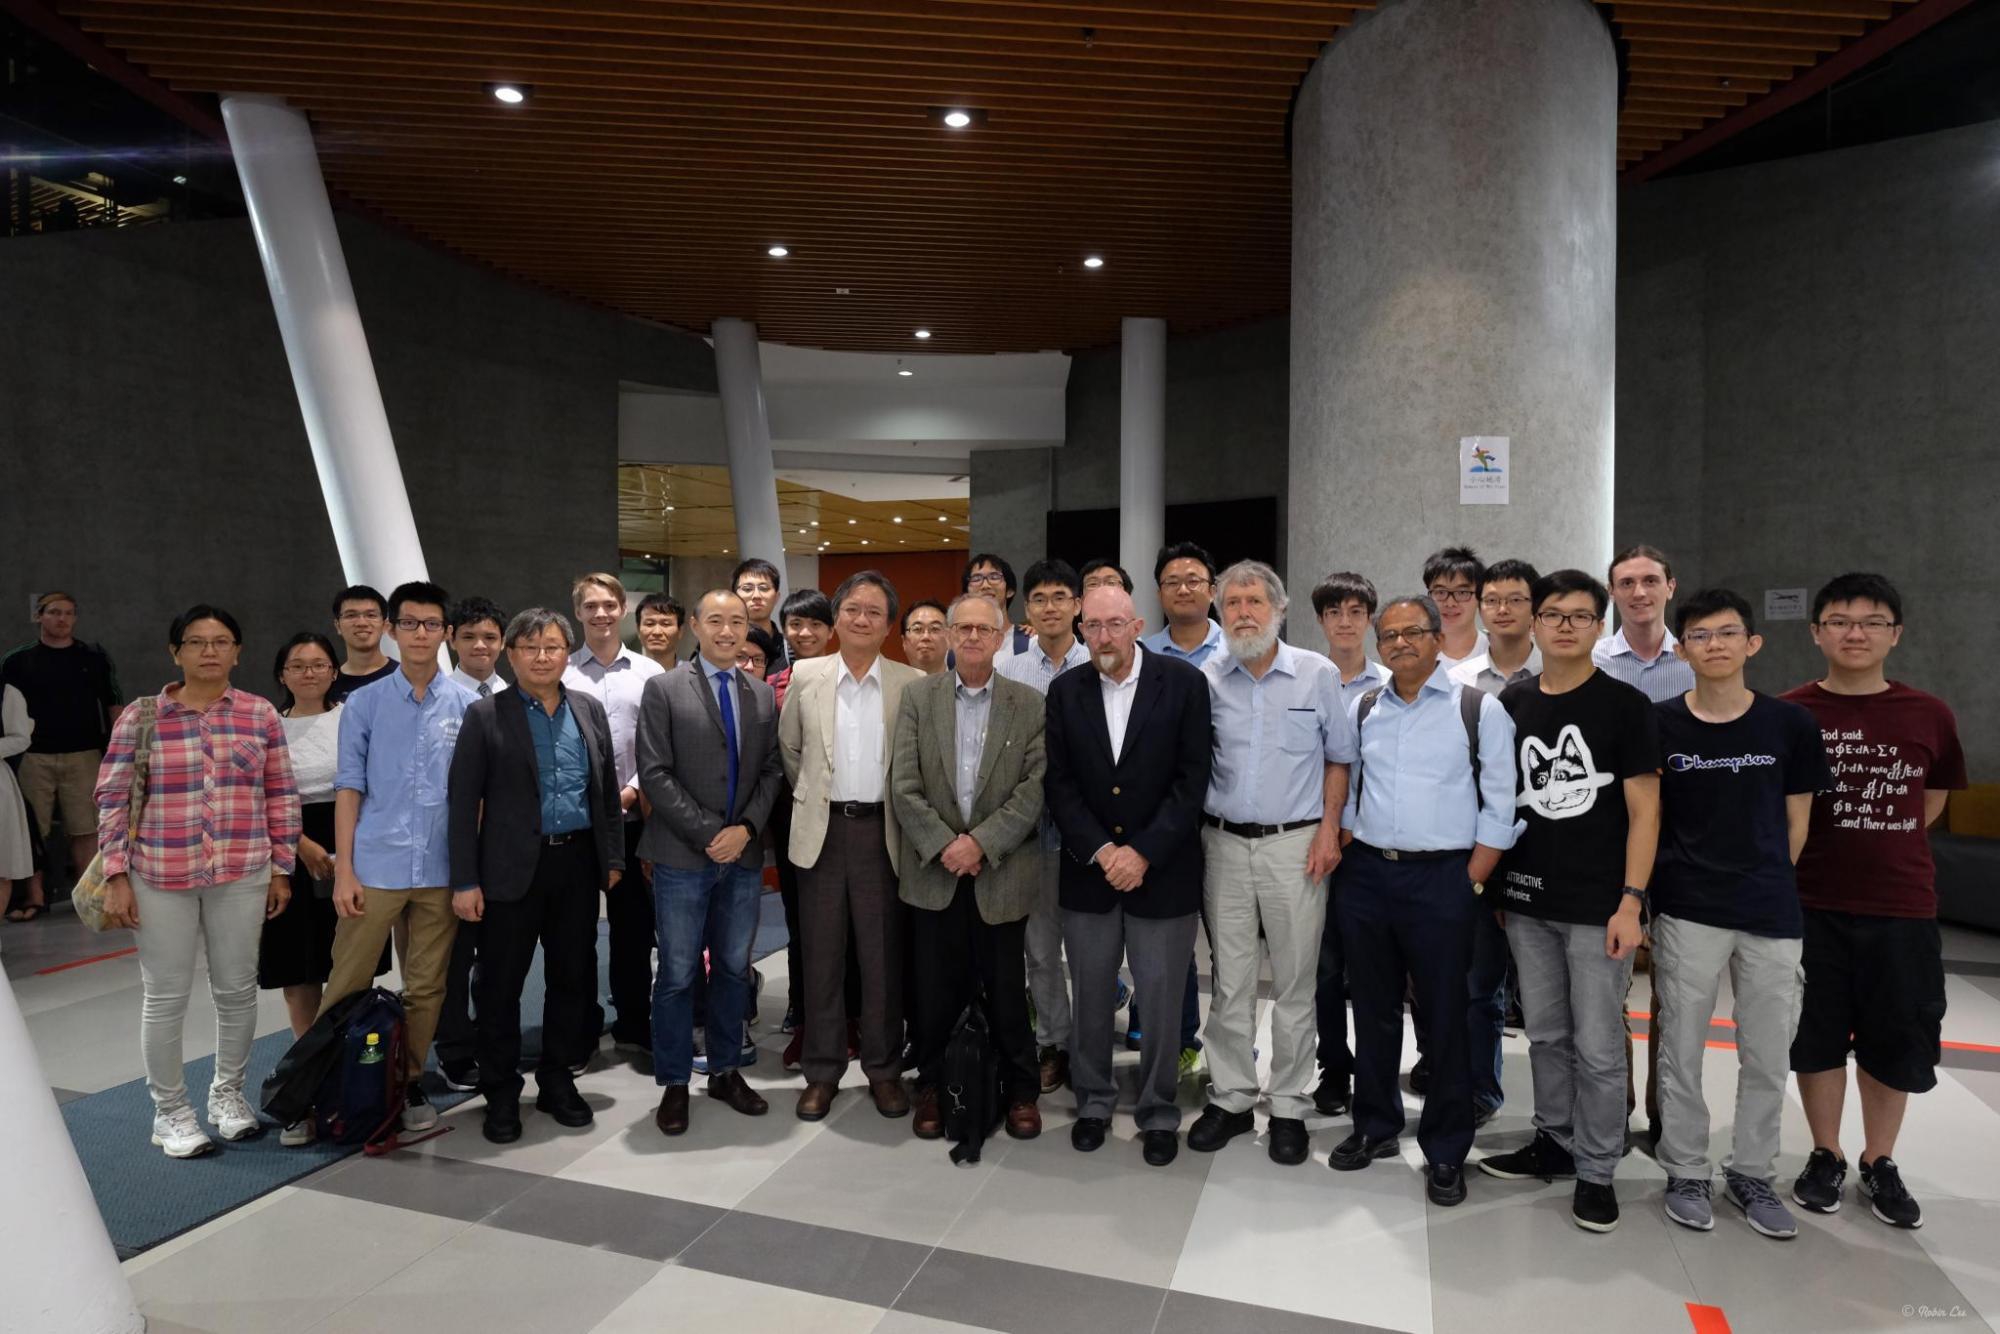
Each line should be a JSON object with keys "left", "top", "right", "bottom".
{"left": 1349, "top": 839, "right": 1466, "bottom": 863}
{"left": 1204, "top": 815, "right": 1318, "bottom": 839}
{"left": 541, "top": 831, "right": 584, "bottom": 846}
{"left": 830, "top": 801, "right": 885, "bottom": 819}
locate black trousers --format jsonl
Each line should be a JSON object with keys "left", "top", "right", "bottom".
{"left": 602, "top": 818, "right": 655, "bottom": 1044}
{"left": 433, "top": 917, "right": 480, "bottom": 1066}
{"left": 911, "top": 876, "right": 1038, "bottom": 1104}
{"left": 476, "top": 837, "right": 600, "bottom": 1099}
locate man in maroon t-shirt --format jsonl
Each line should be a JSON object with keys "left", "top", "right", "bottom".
{"left": 1782, "top": 572, "right": 1966, "bottom": 1231}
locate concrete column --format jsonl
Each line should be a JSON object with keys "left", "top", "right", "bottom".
{"left": 0, "top": 977, "right": 145, "bottom": 1334}
{"left": 1288, "top": 0, "right": 1616, "bottom": 603}
{"left": 1118, "top": 316, "right": 1167, "bottom": 628}
{"left": 220, "top": 94, "right": 430, "bottom": 592}
{"left": 710, "top": 317, "right": 787, "bottom": 573}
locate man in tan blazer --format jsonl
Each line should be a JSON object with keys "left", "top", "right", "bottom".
{"left": 778, "top": 571, "right": 923, "bottom": 1122}
{"left": 889, "top": 594, "right": 1049, "bottom": 1141}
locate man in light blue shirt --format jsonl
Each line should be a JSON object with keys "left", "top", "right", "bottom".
{"left": 1184, "top": 561, "right": 1356, "bottom": 1170}
{"left": 1141, "top": 541, "right": 1226, "bottom": 668}
{"left": 323, "top": 580, "right": 477, "bottom": 1133}
{"left": 1593, "top": 545, "right": 1695, "bottom": 703}
{"left": 1329, "top": 593, "right": 1518, "bottom": 1208}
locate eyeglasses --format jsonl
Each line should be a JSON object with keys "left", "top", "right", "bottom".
{"left": 1160, "top": 576, "right": 1211, "bottom": 593}
{"left": 1682, "top": 627, "right": 1748, "bottom": 646}
{"left": 282, "top": 662, "right": 333, "bottom": 675}
{"left": 1817, "top": 617, "right": 1896, "bottom": 635}
{"left": 1376, "top": 627, "right": 1436, "bottom": 646}
{"left": 337, "top": 609, "right": 383, "bottom": 623}
{"left": 1481, "top": 595, "right": 1531, "bottom": 611}
{"left": 735, "top": 581, "right": 775, "bottom": 596}
{"left": 904, "top": 623, "right": 944, "bottom": 637}
{"left": 395, "top": 618, "right": 445, "bottom": 634}
{"left": 179, "top": 637, "right": 237, "bottom": 653}
{"left": 966, "top": 571, "right": 1007, "bottom": 587}
{"left": 1026, "top": 592, "right": 1074, "bottom": 609}
{"left": 512, "top": 644, "right": 569, "bottom": 659}
{"left": 1081, "top": 576, "right": 1124, "bottom": 591}
{"left": 1428, "top": 587, "right": 1476, "bottom": 605}
{"left": 1534, "top": 609, "right": 1601, "bottom": 630}
{"left": 1080, "top": 618, "right": 1135, "bottom": 638}
{"left": 952, "top": 624, "right": 1002, "bottom": 640}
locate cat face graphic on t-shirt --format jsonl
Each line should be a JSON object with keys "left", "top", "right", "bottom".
{"left": 1519, "top": 724, "right": 1615, "bottom": 819}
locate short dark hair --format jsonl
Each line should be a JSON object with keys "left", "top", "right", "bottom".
{"left": 780, "top": 588, "right": 834, "bottom": 627}
{"left": 448, "top": 596, "right": 508, "bottom": 637}
{"left": 1812, "top": 572, "right": 1902, "bottom": 625}
{"left": 732, "top": 558, "right": 782, "bottom": 594}
{"left": 834, "top": 570, "right": 900, "bottom": 625}
{"left": 1531, "top": 569, "right": 1609, "bottom": 617}
{"left": 1609, "top": 544, "right": 1674, "bottom": 584}
{"left": 388, "top": 580, "right": 450, "bottom": 623}
{"left": 330, "top": 584, "right": 387, "bottom": 620}
{"left": 635, "top": 592, "right": 684, "bottom": 626}
{"left": 1421, "top": 546, "right": 1484, "bottom": 589}
{"left": 272, "top": 631, "right": 339, "bottom": 711}
{"left": 743, "top": 625, "right": 783, "bottom": 678}
{"left": 962, "top": 552, "right": 1017, "bottom": 599}
{"left": 900, "top": 598, "right": 948, "bottom": 633}
{"left": 1079, "top": 558, "right": 1134, "bottom": 593}
{"left": 1479, "top": 559, "right": 1541, "bottom": 595}
{"left": 1675, "top": 587, "right": 1756, "bottom": 638}
{"left": 504, "top": 607, "right": 576, "bottom": 650}
{"left": 170, "top": 603, "right": 242, "bottom": 648}
{"left": 1310, "top": 571, "right": 1379, "bottom": 618}
{"left": 1021, "top": 558, "right": 1081, "bottom": 598}
{"left": 1153, "top": 541, "right": 1216, "bottom": 585}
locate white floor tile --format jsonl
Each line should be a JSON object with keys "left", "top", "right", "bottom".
{"left": 592, "top": 1266, "right": 885, "bottom": 1334}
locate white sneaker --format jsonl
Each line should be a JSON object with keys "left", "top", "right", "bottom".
{"left": 207, "top": 1087, "right": 263, "bottom": 1141}
{"left": 280, "top": 1118, "right": 317, "bottom": 1147}
{"left": 151, "top": 1105, "right": 216, "bottom": 1159}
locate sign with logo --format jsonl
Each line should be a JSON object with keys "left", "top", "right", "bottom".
{"left": 1459, "top": 436, "right": 1509, "bottom": 505}
{"left": 1764, "top": 588, "right": 1808, "bottom": 622}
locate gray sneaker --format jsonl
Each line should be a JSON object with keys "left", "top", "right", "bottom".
{"left": 1663, "top": 1176, "right": 1714, "bottom": 1231}
{"left": 1725, "top": 1169, "right": 1799, "bottom": 1239}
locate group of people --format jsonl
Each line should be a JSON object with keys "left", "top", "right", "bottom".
{"left": 11, "top": 536, "right": 1965, "bottom": 1245}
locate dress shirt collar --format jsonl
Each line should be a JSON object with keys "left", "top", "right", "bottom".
{"left": 390, "top": 665, "right": 447, "bottom": 703}
{"left": 452, "top": 667, "right": 505, "bottom": 695}
{"left": 516, "top": 682, "right": 571, "bottom": 717}
{"left": 156, "top": 683, "right": 243, "bottom": 717}
{"left": 953, "top": 672, "right": 993, "bottom": 701}
{"left": 700, "top": 655, "right": 734, "bottom": 686}
{"left": 1154, "top": 620, "right": 1222, "bottom": 658}
{"left": 569, "top": 643, "right": 636, "bottom": 673}
{"left": 1027, "top": 636, "right": 1086, "bottom": 672}
{"left": 1604, "top": 624, "right": 1678, "bottom": 662}
{"left": 1376, "top": 662, "right": 1459, "bottom": 705}
{"left": 838, "top": 654, "right": 884, "bottom": 689}
{"left": 1099, "top": 644, "right": 1144, "bottom": 692}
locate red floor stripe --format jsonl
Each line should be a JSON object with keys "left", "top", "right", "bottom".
{"left": 35, "top": 946, "right": 137, "bottom": 975}
{"left": 1687, "top": 1303, "right": 1733, "bottom": 1334}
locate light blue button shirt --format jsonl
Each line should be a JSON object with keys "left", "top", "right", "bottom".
{"left": 997, "top": 635, "right": 1089, "bottom": 850}
{"left": 1341, "top": 664, "right": 1520, "bottom": 852}
{"left": 335, "top": 668, "right": 476, "bottom": 889}
{"left": 1592, "top": 626, "right": 1695, "bottom": 704}
{"left": 1142, "top": 620, "right": 1224, "bottom": 669}
{"left": 952, "top": 676, "right": 993, "bottom": 826}
{"left": 1335, "top": 658, "right": 1391, "bottom": 713}
{"left": 700, "top": 657, "right": 744, "bottom": 760}
{"left": 1202, "top": 642, "right": 1358, "bottom": 825}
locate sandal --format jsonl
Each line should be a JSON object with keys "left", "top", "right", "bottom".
{"left": 5, "top": 902, "right": 48, "bottom": 923}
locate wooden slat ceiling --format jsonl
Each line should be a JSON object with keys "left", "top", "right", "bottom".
{"left": 62, "top": 0, "right": 1923, "bottom": 353}
{"left": 620, "top": 463, "right": 970, "bottom": 559}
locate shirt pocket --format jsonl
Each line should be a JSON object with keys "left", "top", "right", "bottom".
{"left": 229, "top": 738, "right": 265, "bottom": 777}
{"left": 1281, "top": 710, "right": 1321, "bottom": 755}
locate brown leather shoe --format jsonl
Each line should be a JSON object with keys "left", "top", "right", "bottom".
{"left": 655, "top": 1085, "right": 690, "bottom": 1137}
{"left": 708, "top": 1069, "right": 768, "bottom": 1117}
{"left": 912, "top": 1085, "right": 944, "bottom": 1139}
{"left": 796, "top": 1081, "right": 837, "bottom": 1121}
{"left": 870, "top": 1078, "right": 911, "bottom": 1118}
{"left": 1006, "top": 1099, "right": 1042, "bottom": 1140}
{"left": 1039, "top": 1046, "right": 1070, "bottom": 1095}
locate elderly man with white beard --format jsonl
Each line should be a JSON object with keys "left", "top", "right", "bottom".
{"left": 1184, "top": 561, "right": 1358, "bottom": 1166}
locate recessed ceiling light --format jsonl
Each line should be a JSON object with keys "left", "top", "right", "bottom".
{"left": 861, "top": 539, "right": 870, "bottom": 545}
{"left": 810, "top": 520, "right": 819, "bottom": 527}
{"left": 486, "top": 82, "right": 530, "bottom": 105}
{"left": 892, "top": 516, "right": 903, "bottom": 523}
{"left": 172, "top": 174, "right": 188, "bottom": 186}
{"left": 897, "top": 367, "right": 913, "bottom": 377}
{"left": 766, "top": 245, "right": 789, "bottom": 258}
{"left": 665, "top": 505, "right": 675, "bottom": 512}
{"left": 913, "top": 329, "right": 931, "bottom": 340}
{"left": 930, "top": 107, "right": 985, "bottom": 129}
{"left": 937, "top": 514, "right": 949, "bottom": 521}
{"left": 1083, "top": 255, "right": 1104, "bottom": 270}
{"left": 798, "top": 528, "right": 807, "bottom": 534}
{"left": 943, "top": 110, "right": 972, "bottom": 129}
{"left": 847, "top": 518, "right": 858, "bottom": 525}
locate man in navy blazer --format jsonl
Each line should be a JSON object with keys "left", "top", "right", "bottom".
{"left": 1044, "top": 585, "right": 1213, "bottom": 1166}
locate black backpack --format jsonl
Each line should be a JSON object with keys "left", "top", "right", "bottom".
{"left": 1353, "top": 681, "right": 1486, "bottom": 809}
{"left": 262, "top": 986, "right": 439, "bottom": 1153}
{"left": 940, "top": 1000, "right": 1005, "bottom": 1165}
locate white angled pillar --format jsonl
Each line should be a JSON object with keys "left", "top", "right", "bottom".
{"left": 1119, "top": 316, "right": 1168, "bottom": 629}
{"left": 710, "top": 317, "right": 787, "bottom": 573}
{"left": 221, "top": 93, "right": 430, "bottom": 593}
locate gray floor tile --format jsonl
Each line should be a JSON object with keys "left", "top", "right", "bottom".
{"left": 301, "top": 1149, "right": 544, "bottom": 1223}
{"left": 50, "top": 1085, "right": 86, "bottom": 1104}
{"left": 1153, "top": 1291, "right": 1403, "bottom": 1334}
{"left": 895, "top": 1247, "right": 1166, "bottom": 1334}
{"left": 680, "top": 1209, "right": 932, "bottom": 1308}
{"left": 483, "top": 1174, "right": 727, "bottom": 1262}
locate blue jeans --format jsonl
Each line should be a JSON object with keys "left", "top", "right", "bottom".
{"left": 651, "top": 861, "right": 763, "bottom": 1086}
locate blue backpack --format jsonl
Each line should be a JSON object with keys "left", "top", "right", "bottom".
{"left": 262, "top": 986, "right": 423, "bottom": 1152}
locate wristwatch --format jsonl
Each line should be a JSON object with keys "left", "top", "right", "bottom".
{"left": 1620, "top": 885, "right": 1649, "bottom": 915}
{"left": 1471, "top": 880, "right": 1485, "bottom": 896}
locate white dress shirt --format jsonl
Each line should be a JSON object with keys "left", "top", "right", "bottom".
{"left": 450, "top": 667, "right": 508, "bottom": 698}
{"left": 1447, "top": 645, "right": 1542, "bottom": 697}
{"left": 831, "top": 654, "right": 887, "bottom": 803}
{"left": 1099, "top": 648, "right": 1144, "bottom": 764}
{"left": 1437, "top": 630, "right": 1489, "bottom": 674}
{"left": 562, "top": 643, "right": 665, "bottom": 798}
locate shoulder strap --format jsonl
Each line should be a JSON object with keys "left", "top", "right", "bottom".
{"left": 129, "top": 697, "right": 160, "bottom": 824}
{"left": 1459, "top": 684, "right": 1483, "bottom": 812}
{"left": 1351, "top": 687, "right": 1384, "bottom": 804}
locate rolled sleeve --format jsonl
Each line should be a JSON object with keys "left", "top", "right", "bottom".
{"left": 1473, "top": 692, "right": 1522, "bottom": 850}
{"left": 335, "top": 689, "right": 372, "bottom": 795}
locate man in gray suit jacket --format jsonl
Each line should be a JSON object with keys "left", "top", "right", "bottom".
{"left": 635, "top": 590, "right": 784, "bottom": 1137}
{"left": 890, "top": 594, "right": 1049, "bottom": 1141}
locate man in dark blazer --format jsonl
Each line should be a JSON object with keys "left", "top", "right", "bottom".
{"left": 1045, "top": 584, "right": 1213, "bottom": 1166}
{"left": 448, "top": 609, "right": 624, "bottom": 1145}
{"left": 636, "top": 589, "right": 785, "bottom": 1136}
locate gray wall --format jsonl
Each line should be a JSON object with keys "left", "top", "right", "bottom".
{"left": 1, "top": 215, "right": 712, "bottom": 701}
{"left": 1617, "top": 121, "right": 1999, "bottom": 775}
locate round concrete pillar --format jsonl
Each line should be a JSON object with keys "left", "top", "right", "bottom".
{"left": 1288, "top": 0, "right": 1617, "bottom": 606}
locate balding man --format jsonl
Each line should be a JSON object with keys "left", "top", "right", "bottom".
{"left": 1044, "top": 586, "right": 1212, "bottom": 1165}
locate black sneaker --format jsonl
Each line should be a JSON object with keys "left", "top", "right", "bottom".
{"left": 1859, "top": 1156, "right": 1923, "bottom": 1229}
{"left": 1311, "top": 1076, "right": 1351, "bottom": 1117}
{"left": 1791, "top": 1147, "right": 1847, "bottom": 1215}
{"left": 1572, "top": 1180, "right": 1620, "bottom": 1233}
{"left": 1478, "top": 1129, "right": 1577, "bottom": 1182}
{"left": 441, "top": 1059, "right": 481, "bottom": 1092}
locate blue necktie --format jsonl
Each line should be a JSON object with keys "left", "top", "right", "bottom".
{"left": 716, "top": 667, "right": 739, "bottom": 817}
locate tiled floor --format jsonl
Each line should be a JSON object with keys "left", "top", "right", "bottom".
{"left": 9, "top": 906, "right": 2000, "bottom": 1334}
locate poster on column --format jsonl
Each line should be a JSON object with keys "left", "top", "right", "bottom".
{"left": 1459, "top": 436, "right": 1509, "bottom": 505}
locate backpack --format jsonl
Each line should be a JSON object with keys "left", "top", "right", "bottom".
{"left": 1353, "top": 682, "right": 1485, "bottom": 809}
{"left": 262, "top": 987, "right": 437, "bottom": 1153}
{"left": 940, "top": 1000, "right": 1006, "bottom": 1166}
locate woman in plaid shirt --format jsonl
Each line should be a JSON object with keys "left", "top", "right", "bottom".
{"left": 94, "top": 604, "right": 301, "bottom": 1159}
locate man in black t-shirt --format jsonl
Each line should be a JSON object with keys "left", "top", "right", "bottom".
{"left": 2, "top": 590, "right": 122, "bottom": 896}
{"left": 1651, "top": 589, "right": 1831, "bottom": 1242}
{"left": 1477, "top": 571, "right": 1658, "bottom": 1234}
{"left": 325, "top": 584, "right": 398, "bottom": 707}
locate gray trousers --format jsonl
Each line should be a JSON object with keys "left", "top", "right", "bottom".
{"left": 1201, "top": 825, "right": 1323, "bottom": 1121}
{"left": 1652, "top": 913, "right": 1804, "bottom": 1183}
{"left": 1506, "top": 913, "right": 1635, "bottom": 1185}
{"left": 797, "top": 811, "right": 904, "bottom": 1086}
{"left": 1024, "top": 848, "right": 1073, "bottom": 1051}
{"left": 1064, "top": 904, "right": 1198, "bottom": 1131}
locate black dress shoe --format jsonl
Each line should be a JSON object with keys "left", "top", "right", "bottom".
{"left": 1142, "top": 1129, "right": 1179, "bottom": 1167}
{"left": 482, "top": 1097, "right": 522, "bottom": 1144}
{"left": 1311, "top": 1077, "right": 1351, "bottom": 1118}
{"left": 655, "top": 1085, "right": 690, "bottom": 1136}
{"left": 1186, "top": 1104, "right": 1255, "bottom": 1153}
{"left": 1472, "top": 1102, "right": 1498, "bottom": 1129}
{"left": 1071, "top": 1116, "right": 1109, "bottom": 1152}
{"left": 1327, "top": 1130, "right": 1401, "bottom": 1171}
{"left": 709, "top": 1069, "right": 769, "bottom": 1117}
{"left": 1407, "top": 1056, "right": 1432, "bottom": 1096}
{"left": 1427, "top": 1162, "right": 1467, "bottom": 1207}
{"left": 1267, "top": 1117, "right": 1310, "bottom": 1166}
{"left": 535, "top": 1079, "right": 594, "bottom": 1128}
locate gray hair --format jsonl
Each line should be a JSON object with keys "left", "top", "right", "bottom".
{"left": 1213, "top": 559, "right": 1289, "bottom": 617}
{"left": 1375, "top": 595, "right": 1442, "bottom": 635}
{"left": 504, "top": 607, "right": 576, "bottom": 650}
{"left": 946, "top": 592, "right": 1003, "bottom": 626}
{"left": 832, "top": 570, "right": 900, "bottom": 625}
